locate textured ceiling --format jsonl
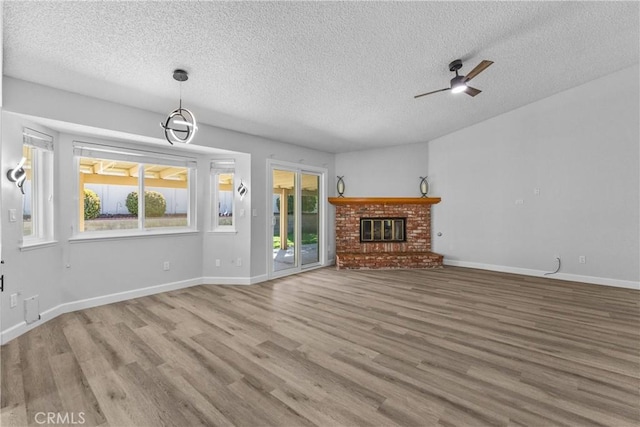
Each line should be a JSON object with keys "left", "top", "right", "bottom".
{"left": 3, "top": 1, "right": 639, "bottom": 153}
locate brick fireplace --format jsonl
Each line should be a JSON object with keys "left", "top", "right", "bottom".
{"left": 328, "top": 197, "right": 443, "bottom": 270}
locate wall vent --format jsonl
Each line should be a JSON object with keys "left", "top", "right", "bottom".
{"left": 24, "top": 295, "right": 41, "bottom": 324}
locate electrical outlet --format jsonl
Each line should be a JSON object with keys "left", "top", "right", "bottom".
{"left": 534, "top": 188, "right": 540, "bottom": 196}
{"left": 163, "top": 261, "right": 170, "bottom": 271}
{"left": 515, "top": 199, "right": 524, "bottom": 205}
{"left": 578, "top": 256, "right": 586, "bottom": 264}
{"left": 10, "top": 293, "right": 17, "bottom": 308}
{"left": 215, "top": 259, "right": 221, "bottom": 267}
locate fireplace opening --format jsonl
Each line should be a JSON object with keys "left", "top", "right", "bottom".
{"left": 360, "top": 218, "right": 406, "bottom": 242}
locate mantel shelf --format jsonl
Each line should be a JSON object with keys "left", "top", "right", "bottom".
{"left": 328, "top": 197, "right": 441, "bottom": 205}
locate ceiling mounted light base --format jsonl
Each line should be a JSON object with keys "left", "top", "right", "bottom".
{"left": 173, "top": 69, "right": 189, "bottom": 82}
{"left": 448, "top": 59, "right": 463, "bottom": 72}
{"left": 160, "top": 69, "right": 198, "bottom": 145}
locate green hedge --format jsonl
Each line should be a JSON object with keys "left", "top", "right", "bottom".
{"left": 275, "top": 195, "right": 317, "bottom": 214}
{"left": 84, "top": 189, "right": 101, "bottom": 220}
{"left": 126, "top": 190, "right": 167, "bottom": 217}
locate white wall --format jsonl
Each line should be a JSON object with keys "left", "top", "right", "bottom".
{"left": 1, "top": 77, "right": 335, "bottom": 343}
{"left": 336, "top": 65, "right": 639, "bottom": 287}
{"left": 335, "top": 142, "right": 429, "bottom": 197}
{"left": 0, "top": 1, "right": 3, "bottom": 107}
{"left": 428, "top": 64, "right": 639, "bottom": 287}
{"left": 0, "top": 4, "right": 4, "bottom": 328}
{"left": 1, "top": 116, "right": 64, "bottom": 338}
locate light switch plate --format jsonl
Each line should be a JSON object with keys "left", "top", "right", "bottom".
{"left": 8, "top": 209, "right": 17, "bottom": 222}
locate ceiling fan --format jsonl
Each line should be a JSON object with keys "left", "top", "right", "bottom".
{"left": 415, "top": 59, "right": 493, "bottom": 99}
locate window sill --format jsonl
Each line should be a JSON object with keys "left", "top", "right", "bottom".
{"left": 20, "top": 240, "right": 59, "bottom": 252}
{"left": 69, "top": 229, "right": 199, "bottom": 243}
{"left": 208, "top": 229, "right": 238, "bottom": 235}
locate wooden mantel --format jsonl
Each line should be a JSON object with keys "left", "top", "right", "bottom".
{"left": 328, "top": 197, "right": 441, "bottom": 205}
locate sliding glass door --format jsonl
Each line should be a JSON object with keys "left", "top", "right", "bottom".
{"left": 270, "top": 162, "right": 324, "bottom": 277}
{"left": 272, "top": 169, "right": 297, "bottom": 272}
{"left": 301, "top": 173, "right": 320, "bottom": 266}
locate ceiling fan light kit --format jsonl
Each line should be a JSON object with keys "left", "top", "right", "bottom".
{"left": 160, "top": 69, "right": 198, "bottom": 145}
{"left": 450, "top": 76, "right": 467, "bottom": 94}
{"left": 449, "top": 59, "right": 467, "bottom": 93}
{"left": 415, "top": 59, "right": 493, "bottom": 99}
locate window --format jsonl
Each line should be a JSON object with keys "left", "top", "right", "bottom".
{"left": 211, "top": 160, "right": 235, "bottom": 230}
{"left": 74, "top": 143, "right": 196, "bottom": 235}
{"left": 22, "top": 128, "right": 54, "bottom": 244}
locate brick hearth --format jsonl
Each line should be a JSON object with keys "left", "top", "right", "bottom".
{"left": 328, "top": 197, "right": 443, "bottom": 270}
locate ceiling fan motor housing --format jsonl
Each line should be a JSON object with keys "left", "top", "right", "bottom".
{"left": 450, "top": 75, "right": 466, "bottom": 88}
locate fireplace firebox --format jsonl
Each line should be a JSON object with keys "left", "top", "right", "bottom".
{"left": 360, "top": 218, "right": 406, "bottom": 242}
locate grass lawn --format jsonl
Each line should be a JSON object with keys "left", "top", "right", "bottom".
{"left": 273, "top": 232, "right": 318, "bottom": 249}
{"left": 218, "top": 217, "right": 233, "bottom": 226}
{"left": 23, "top": 220, "right": 32, "bottom": 236}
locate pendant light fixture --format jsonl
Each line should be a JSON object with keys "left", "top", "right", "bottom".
{"left": 160, "top": 69, "right": 198, "bottom": 145}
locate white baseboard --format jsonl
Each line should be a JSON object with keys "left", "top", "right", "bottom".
{"left": 1, "top": 304, "right": 66, "bottom": 345}
{"left": 249, "top": 274, "right": 269, "bottom": 285}
{"left": 444, "top": 259, "right": 640, "bottom": 290}
{"left": 201, "top": 276, "right": 253, "bottom": 285}
{"left": 62, "top": 277, "right": 203, "bottom": 313}
{"left": 1, "top": 277, "right": 202, "bottom": 345}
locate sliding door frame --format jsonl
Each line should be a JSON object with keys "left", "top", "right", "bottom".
{"left": 267, "top": 159, "right": 327, "bottom": 279}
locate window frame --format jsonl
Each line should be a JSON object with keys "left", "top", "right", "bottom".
{"left": 72, "top": 141, "right": 197, "bottom": 238}
{"left": 22, "top": 128, "right": 55, "bottom": 246}
{"left": 211, "top": 160, "right": 236, "bottom": 232}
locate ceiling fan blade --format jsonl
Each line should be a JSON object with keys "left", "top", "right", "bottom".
{"left": 463, "top": 60, "right": 493, "bottom": 82}
{"left": 465, "top": 86, "right": 482, "bottom": 97}
{"left": 414, "top": 88, "right": 450, "bottom": 99}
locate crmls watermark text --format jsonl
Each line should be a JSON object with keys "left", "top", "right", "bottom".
{"left": 34, "top": 412, "right": 86, "bottom": 425}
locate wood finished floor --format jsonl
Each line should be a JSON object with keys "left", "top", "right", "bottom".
{"left": 1, "top": 266, "right": 639, "bottom": 427}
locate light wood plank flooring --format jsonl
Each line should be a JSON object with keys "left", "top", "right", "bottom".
{"left": 1, "top": 266, "right": 639, "bottom": 426}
